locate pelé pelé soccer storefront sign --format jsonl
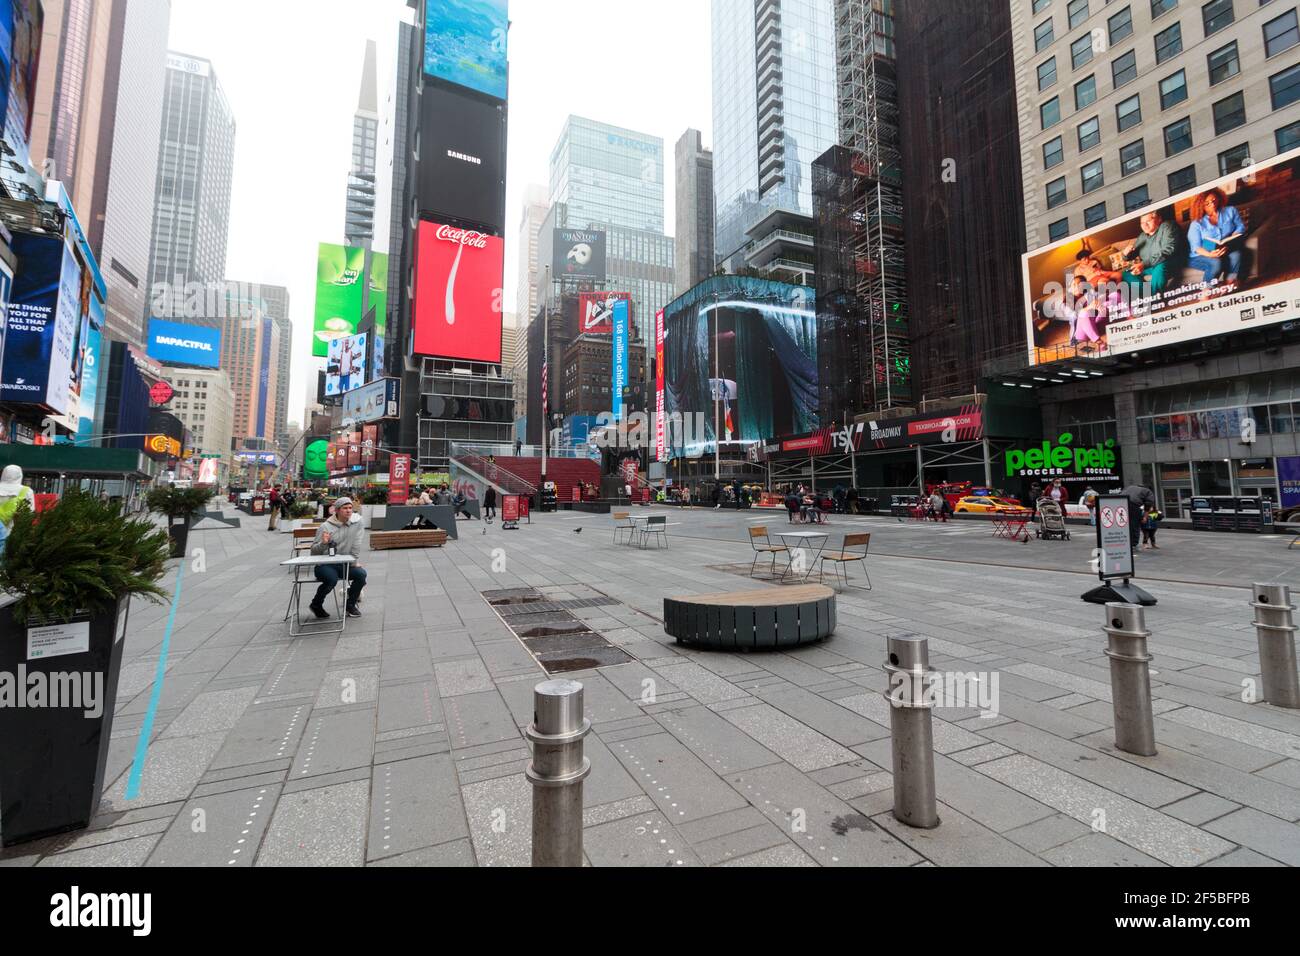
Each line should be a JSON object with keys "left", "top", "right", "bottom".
{"left": 1005, "top": 432, "right": 1121, "bottom": 494}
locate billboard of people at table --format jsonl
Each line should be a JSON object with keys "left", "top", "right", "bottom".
{"left": 1024, "top": 147, "right": 1300, "bottom": 365}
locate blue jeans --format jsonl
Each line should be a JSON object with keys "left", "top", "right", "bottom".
{"left": 314, "top": 564, "right": 366, "bottom": 608}
{"left": 1189, "top": 250, "right": 1243, "bottom": 284}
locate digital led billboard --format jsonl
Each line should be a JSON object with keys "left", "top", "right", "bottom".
{"left": 424, "top": 0, "right": 508, "bottom": 101}
{"left": 417, "top": 85, "right": 507, "bottom": 232}
{"left": 1024, "top": 147, "right": 1300, "bottom": 365}
{"left": 663, "top": 276, "right": 817, "bottom": 455}
{"left": 313, "top": 243, "right": 365, "bottom": 358}
{"left": 553, "top": 229, "right": 607, "bottom": 281}
{"left": 412, "top": 220, "right": 503, "bottom": 363}
{"left": 1, "top": 233, "right": 80, "bottom": 416}
{"left": 147, "top": 318, "right": 222, "bottom": 368}
{"left": 2, "top": 1, "right": 42, "bottom": 187}
{"left": 325, "top": 332, "right": 368, "bottom": 398}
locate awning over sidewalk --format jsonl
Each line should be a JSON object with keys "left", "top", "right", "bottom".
{"left": 0, "top": 445, "right": 158, "bottom": 480}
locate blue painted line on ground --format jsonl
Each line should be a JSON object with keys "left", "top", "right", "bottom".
{"left": 124, "top": 560, "right": 185, "bottom": 800}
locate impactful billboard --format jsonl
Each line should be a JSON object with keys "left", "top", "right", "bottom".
{"left": 1025, "top": 147, "right": 1300, "bottom": 365}
{"left": 313, "top": 243, "right": 365, "bottom": 357}
{"left": 553, "top": 229, "right": 607, "bottom": 281}
{"left": 418, "top": 85, "right": 507, "bottom": 232}
{"left": 579, "top": 292, "right": 628, "bottom": 335}
{"left": 146, "top": 318, "right": 221, "bottom": 368}
{"left": 612, "top": 298, "right": 629, "bottom": 420}
{"left": 663, "top": 276, "right": 817, "bottom": 455}
{"left": 303, "top": 438, "right": 329, "bottom": 481}
{"left": 325, "top": 332, "right": 367, "bottom": 398}
{"left": 424, "top": 0, "right": 508, "bottom": 101}
{"left": 342, "top": 377, "right": 401, "bottom": 424}
{"left": 2, "top": 1, "right": 42, "bottom": 189}
{"left": 655, "top": 307, "right": 666, "bottom": 462}
{"left": 412, "top": 220, "right": 503, "bottom": 362}
{"left": 1, "top": 233, "right": 80, "bottom": 416}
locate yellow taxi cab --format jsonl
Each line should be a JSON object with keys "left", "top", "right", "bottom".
{"left": 953, "top": 496, "right": 1027, "bottom": 514}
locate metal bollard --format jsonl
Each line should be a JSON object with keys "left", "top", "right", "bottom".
{"left": 1103, "top": 603, "right": 1157, "bottom": 756}
{"left": 525, "top": 679, "right": 591, "bottom": 867}
{"left": 1250, "top": 584, "right": 1300, "bottom": 709}
{"left": 882, "top": 635, "right": 940, "bottom": 829}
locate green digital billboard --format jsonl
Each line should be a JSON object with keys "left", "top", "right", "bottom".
{"left": 312, "top": 243, "right": 363, "bottom": 357}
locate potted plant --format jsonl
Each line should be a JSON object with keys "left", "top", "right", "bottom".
{"left": 289, "top": 500, "right": 316, "bottom": 520}
{"left": 146, "top": 486, "right": 216, "bottom": 558}
{"left": 0, "top": 490, "right": 170, "bottom": 846}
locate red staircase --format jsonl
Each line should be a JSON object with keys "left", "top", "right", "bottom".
{"left": 453, "top": 454, "right": 601, "bottom": 504}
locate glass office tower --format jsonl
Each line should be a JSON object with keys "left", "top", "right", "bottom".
{"left": 712, "top": 0, "right": 838, "bottom": 277}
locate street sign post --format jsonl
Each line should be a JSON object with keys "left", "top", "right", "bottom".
{"left": 1084, "top": 494, "right": 1156, "bottom": 606}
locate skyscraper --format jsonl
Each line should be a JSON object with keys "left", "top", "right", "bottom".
{"left": 220, "top": 287, "right": 282, "bottom": 446}
{"left": 234, "top": 281, "right": 291, "bottom": 452}
{"left": 147, "top": 53, "right": 236, "bottom": 303}
{"left": 345, "top": 39, "right": 379, "bottom": 247}
{"left": 547, "top": 116, "right": 675, "bottom": 348}
{"left": 515, "top": 183, "right": 548, "bottom": 415}
{"left": 23, "top": 0, "right": 171, "bottom": 346}
{"left": 711, "top": 0, "right": 837, "bottom": 282}
{"left": 674, "top": 129, "right": 715, "bottom": 294}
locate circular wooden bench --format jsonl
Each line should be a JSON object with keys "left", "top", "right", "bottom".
{"left": 664, "top": 584, "right": 836, "bottom": 650}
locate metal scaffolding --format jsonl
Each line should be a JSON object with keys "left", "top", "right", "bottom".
{"left": 817, "top": 0, "right": 910, "bottom": 417}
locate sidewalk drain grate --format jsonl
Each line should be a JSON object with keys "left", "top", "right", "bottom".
{"left": 481, "top": 587, "right": 633, "bottom": 675}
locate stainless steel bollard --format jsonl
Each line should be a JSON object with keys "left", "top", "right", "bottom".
{"left": 525, "top": 679, "right": 591, "bottom": 867}
{"left": 1250, "top": 584, "right": 1300, "bottom": 709}
{"left": 882, "top": 635, "right": 940, "bottom": 829}
{"left": 1103, "top": 603, "right": 1157, "bottom": 756}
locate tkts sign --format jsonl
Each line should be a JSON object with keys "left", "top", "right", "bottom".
{"left": 769, "top": 406, "right": 986, "bottom": 459}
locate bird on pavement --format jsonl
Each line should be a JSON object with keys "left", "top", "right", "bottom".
{"left": 574, "top": 527, "right": 583, "bottom": 534}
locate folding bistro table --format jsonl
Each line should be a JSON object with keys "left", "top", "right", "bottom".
{"left": 281, "top": 554, "right": 357, "bottom": 637}
{"left": 990, "top": 510, "right": 1034, "bottom": 541}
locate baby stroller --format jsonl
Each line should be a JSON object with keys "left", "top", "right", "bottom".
{"left": 1034, "top": 497, "right": 1071, "bottom": 541}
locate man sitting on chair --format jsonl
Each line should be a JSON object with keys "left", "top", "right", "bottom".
{"left": 309, "top": 496, "right": 366, "bottom": 619}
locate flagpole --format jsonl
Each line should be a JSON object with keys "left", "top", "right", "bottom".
{"left": 713, "top": 291, "right": 720, "bottom": 484}
{"left": 541, "top": 265, "right": 550, "bottom": 490}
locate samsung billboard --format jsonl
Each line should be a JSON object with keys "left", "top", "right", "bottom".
{"left": 1024, "top": 147, "right": 1300, "bottom": 366}
{"left": 418, "top": 84, "right": 507, "bottom": 233}
{"left": 147, "top": 319, "right": 222, "bottom": 368}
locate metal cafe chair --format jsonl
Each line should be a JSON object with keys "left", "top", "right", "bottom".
{"left": 612, "top": 511, "right": 636, "bottom": 546}
{"left": 639, "top": 515, "right": 668, "bottom": 549}
{"left": 817, "top": 532, "right": 872, "bottom": 589}
{"left": 748, "top": 526, "right": 790, "bottom": 579}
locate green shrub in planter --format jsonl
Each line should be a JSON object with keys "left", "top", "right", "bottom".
{"left": 0, "top": 490, "right": 172, "bottom": 846}
{"left": 360, "top": 487, "right": 388, "bottom": 505}
{"left": 146, "top": 486, "right": 216, "bottom": 558}
{"left": 290, "top": 501, "right": 317, "bottom": 519}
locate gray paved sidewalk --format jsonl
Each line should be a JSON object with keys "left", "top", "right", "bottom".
{"left": 2, "top": 506, "right": 1298, "bottom": 867}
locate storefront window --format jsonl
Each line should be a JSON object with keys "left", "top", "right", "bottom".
{"left": 1153, "top": 416, "right": 1171, "bottom": 442}
{"left": 1248, "top": 406, "right": 1273, "bottom": 436}
{"left": 1136, "top": 417, "right": 1154, "bottom": 444}
{"left": 1171, "top": 414, "right": 1190, "bottom": 441}
{"left": 1270, "top": 403, "right": 1295, "bottom": 434}
{"left": 1160, "top": 463, "right": 1192, "bottom": 483}
{"left": 1236, "top": 459, "right": 1276, "bottom": 504}
{"left": 1194, "top": 460, "right": 1233, "bottom": 496}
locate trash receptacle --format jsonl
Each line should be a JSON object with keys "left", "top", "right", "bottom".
{"left": 1210, "top": 496, "right": 1238, "bottom": 531}
{"left": 1190, "top": 497, "right": 1213, "bottom": 531}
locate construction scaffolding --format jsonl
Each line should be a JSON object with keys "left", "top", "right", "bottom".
{"left": 814, "top": 0, "right": 910, "bottom": 422}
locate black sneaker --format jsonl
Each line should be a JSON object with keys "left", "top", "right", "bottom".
{"left": 308, "top": 603, "right": 330, "bottom": 620}
{"left": 346, "top": 605, "right": 362, "bottom": 619}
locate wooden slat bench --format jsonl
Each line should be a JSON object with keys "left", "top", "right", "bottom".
{"left": 664, "top": 584, "right": 836, "bottom": 650}
{"left": 369, "top": 529, "right": 449, "bottom": 551}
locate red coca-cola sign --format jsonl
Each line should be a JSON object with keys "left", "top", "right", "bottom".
{"left": 434, "top": 224, "right": 489, "bottom": 249}
{"left": 413, "top": 219, "right": 503, "bottom": 363}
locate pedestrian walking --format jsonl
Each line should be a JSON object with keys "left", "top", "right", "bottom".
{"left": 0, "top": 465, "right": 36, "bottom": 555}
{"left": 1121, "top": 484, "right": 1158, "bottom": 548}
{"left": 484, "top": 485, "right": 497, "bottom": 521}
{"left": 1140, "top": 504, "right": 1163, "bottom": 550}
{"left": 267, "top": 486, "right": 281, "bottom": 531}
{"left": 1081, "top": 487, "right": 1098, "bottom": 526}
{"left": 929, "top": 490, "right": 947, "bottom": 523}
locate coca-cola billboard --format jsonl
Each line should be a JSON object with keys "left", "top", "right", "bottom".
{"left": 412, "top": 219, "right": 504, "bottom": 363}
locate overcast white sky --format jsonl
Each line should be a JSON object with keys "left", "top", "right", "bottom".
{"left": 167, "top": 0, "right": 713, "bottom": 429}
